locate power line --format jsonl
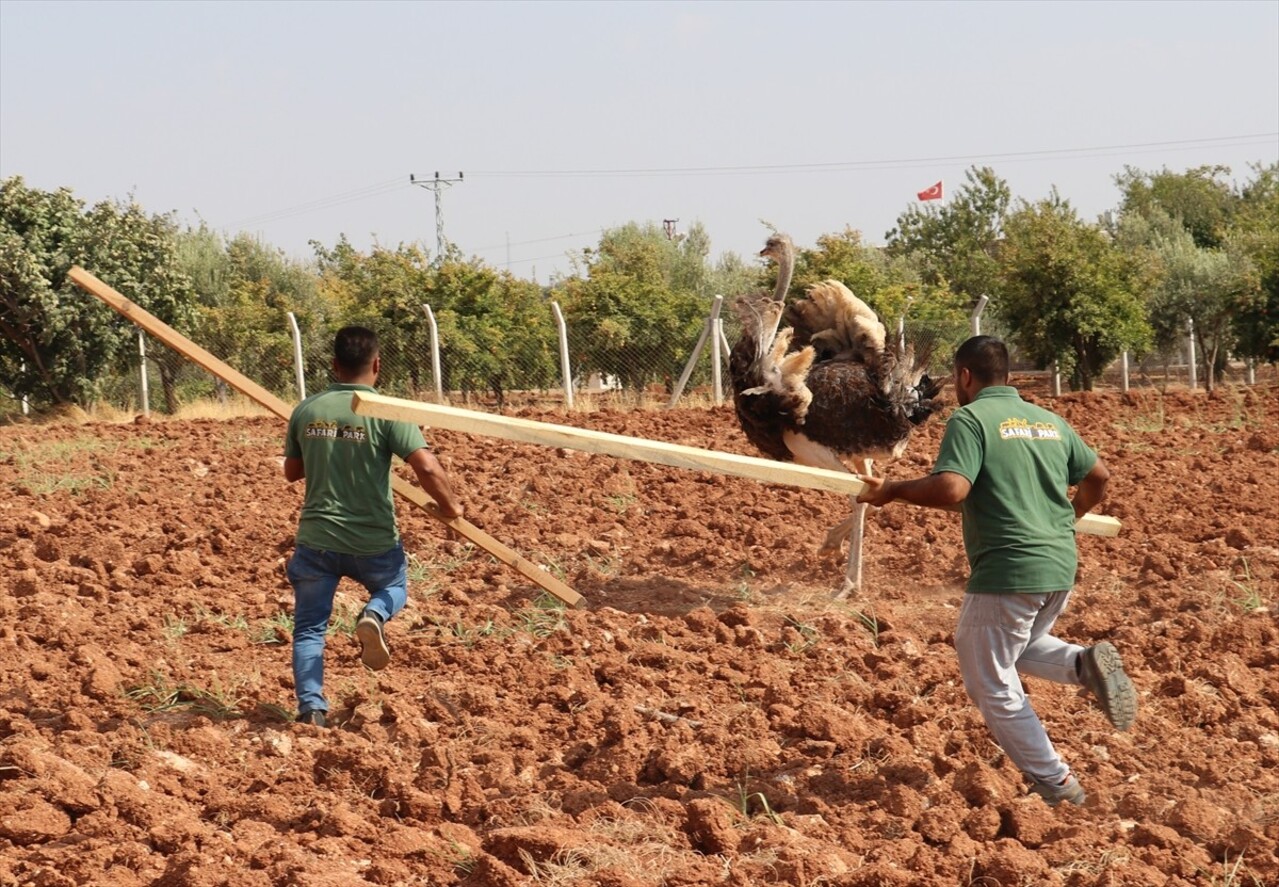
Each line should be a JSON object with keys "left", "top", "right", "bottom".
{"left": 226, "top": 178, "right": 405, "bottom": 228}
{"left": 470, "top": 227, "right": 608, "bottom": 253}
{"left": 467, "top": 132, "right": 1278, "bottom": 179}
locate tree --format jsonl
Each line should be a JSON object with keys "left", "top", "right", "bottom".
{"left": 1229, "top": 163, "right": 1279, "bottom": 363}
{"left": 0, "top": 177, "right": 197, "bottom": 409}
{"left": 1111, "top": 163, "right": 1272, "bottom": 382}
{"left": 885, "top": 166, "right": 1011, "bottom": 302}
{"left": 311, "top": 238, "right": 436, "bottom": 396}
{"left": 429, "top": 258, "right": 558, "bottom": 408}
{"left": 998, "top": 193, "right": 1149, "bottom": 390}
{"left": 1146, "top": 227, "right": 1258, "bottom": 390}
{"left": 1114, "top": 165, "right": 1237, "bottom": 249}
{"left": 556, "top": 223, "right": 709, "bottom": 394}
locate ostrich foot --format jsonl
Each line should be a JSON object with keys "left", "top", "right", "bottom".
{"left": 819, "top": 517, "right": 856, "bottom": 556}
{"left": 832, "top": 577, "right": 860, "bottom": 600}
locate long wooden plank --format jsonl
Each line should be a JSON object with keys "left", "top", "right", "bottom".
{"left": 352, "top": 391, "right": 1122, "bottom": 539}
{"left": 68, "top": 266, "right": 584, "bottom": 607}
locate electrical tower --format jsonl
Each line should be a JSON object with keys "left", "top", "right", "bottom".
{"left": 663, "top": 218, "right": 679, "bottom": 240}
{"left": 410, "top": 171, "right": 463, "bottom": 262}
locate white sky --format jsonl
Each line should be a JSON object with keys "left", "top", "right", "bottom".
{"left": 2, "top": 0, "right": 1276, "bottom": 281}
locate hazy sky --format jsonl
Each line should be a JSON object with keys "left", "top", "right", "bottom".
{"left": 2, "top": 0, "right": 1276, "bottom": 280}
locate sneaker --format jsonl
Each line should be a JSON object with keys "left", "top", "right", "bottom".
{"left": 297, "top": 709, "right": 327, "bottom": 728}
{"left": 355, "top": 609, "right": 391, "bottom": 671}
{"left": 1078, "top": 641, "right": 1137, "bottom": 731}
{"left": 1029, "top": 774, "right": 1086, "bottom": 807}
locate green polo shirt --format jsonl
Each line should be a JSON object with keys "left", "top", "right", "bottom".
{"left": 284, "top": 383, "right": 427, "bottom": 556}
{"left": 932, "top": 386, "right": 1096, "bottom": 594}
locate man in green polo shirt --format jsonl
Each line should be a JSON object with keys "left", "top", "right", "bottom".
{"left": 857, "top": 336, "right": 1136, "bottom": 807}
{"left": 283, "top": 326, "right": 464, "bottom": 728}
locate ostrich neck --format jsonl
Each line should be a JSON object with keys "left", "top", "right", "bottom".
{"left": 761, "top": 245, "right": 794, "bottom": 350}
{"left": 773, "top": 249, "right": 794, "bottom": 302}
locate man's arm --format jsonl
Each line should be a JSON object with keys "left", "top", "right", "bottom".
{"left": 1071, "top": 456, "right": 1109, "bottom": 520}
{"left": 406, "top": 448, "right": 464, "bottom": 519}
{"left": 283, "top": 456, "right": 305, "bottom": 482}
{"left": 856, "top": 471, "right": 972, "bottom": 511}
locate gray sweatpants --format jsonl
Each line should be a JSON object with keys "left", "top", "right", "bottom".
{"left": 954, "top": 590, "right": 1085, "bottom": 785}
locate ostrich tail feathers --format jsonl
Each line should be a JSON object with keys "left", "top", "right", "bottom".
{"left": 881, "top": 337, "right": 947, "bottom": 424}
{"left": 734, "top": 293, "right": 785, "bottom": 361}
{"left": 736, "top": 341, "right": 816, "bottom": 424}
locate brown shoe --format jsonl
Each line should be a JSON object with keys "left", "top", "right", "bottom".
{"left": 356, "top": 609, "right": 390, "bottom": 671}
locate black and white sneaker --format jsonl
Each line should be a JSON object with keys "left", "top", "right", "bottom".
{"left": 356, "top": 609, "right": 391, "bottom": 671}
{"left": 297, "top": 709, "right": 327, "bottom": 728}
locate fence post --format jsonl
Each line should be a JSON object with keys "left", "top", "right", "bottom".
{"left": 422, "top": 304, "right": 444, "bottom": 403}
{"left": 1051, "top": 360, "right": 1062, "bottom": 397}
{"left": 670, "top": 295, "right": 723, "bottom": 408}
{"left": 970, "top": 295, "right": 989, "bottom": 337}
{"left": 550, "top": 301, "right": 573, "bottom": 409}
{"left": 711, "top": 315, "right": 724, "bottom": 405}
{"left": 1186, "top": 318, "right": 1197, "bottom": 390}
{"left": 138, "top": 329, "right": 150, "bottom": 417}
{"left": 287, "top": 312, "right": 306, "bottom": 400}
{"left": 20, "top": 361, "right": 28, "bottom": 416}
{"left": 1120, "top": 350, "right": 1130, "bottom": 393}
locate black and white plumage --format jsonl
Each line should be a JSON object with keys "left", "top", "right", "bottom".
{"left": 730, "top": 233, "right": 945, "bottom": 596}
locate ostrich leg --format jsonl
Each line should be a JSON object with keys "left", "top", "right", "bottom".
{"left": 781, "top": 432, "right": 872, "bottom": 597}
{"left": 835, "top": 458, "right": 873, "bottom": 600}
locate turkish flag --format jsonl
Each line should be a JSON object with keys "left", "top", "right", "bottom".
{"left": 917, "top": 181, "right": 944, "bottom": 201}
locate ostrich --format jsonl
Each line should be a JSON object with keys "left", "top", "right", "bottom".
{"left": 729, "top": 233, "right": 945, "bottom": 597}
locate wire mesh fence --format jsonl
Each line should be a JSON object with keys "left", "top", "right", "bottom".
{"left": 2, "top": 296, "right": 1270, "bottom": 423}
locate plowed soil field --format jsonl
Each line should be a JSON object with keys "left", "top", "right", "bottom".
{"left": 2, "top": 381, "right": 1277, "bottom": 887}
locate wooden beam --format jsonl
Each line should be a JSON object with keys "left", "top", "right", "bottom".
{"left": 67, "top": 266, "right": 584, "bottom": 608}
{"left": 351, "top": 391, "right": 1123, "bottom": 539}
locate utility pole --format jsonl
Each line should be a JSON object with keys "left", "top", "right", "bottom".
{"left": 410, "top": 171, "right": 463, "bottom": 262}
{"left": 662, "top": 218, "right": 679, "bottom": 241}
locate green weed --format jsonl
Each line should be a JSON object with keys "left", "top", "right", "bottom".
{"left": 193, "top": 605, "right": 248, "bottom": 632}
{"left": 541, "top": 556, "right": 568, "bottom": 582}
{"left": 847, "top": 607, "right": 881, "bottom": 647}
{"left": 447, "top": 619, "right": 502, "bottom": 647}
{"left": 582, "top": 552, "right": 621, "bottom": 577}
{"left": 1204, "top": 852, "right": 1264, "bottom": 887}
{"left": 253, "top": 612, "right": 294, "bottom": 645}
{"left": 605, "top": 493, "right": 636, "bottom": 514}
{"left": 783, "top": 615, "right": 820, "bottom": 654}
{"left": 514, "top": 593, "right": 569, "bottom": 639}
{"left": 1229, "top": 559, "right": 1265, "bottom": 613}
{"left": 125, "top": 671, "right": 247, "bottom": 720}
{"left": 1113, "top": 402, "right": 1166, "bottom": 433}
{"left": 162, "top": 615, "right": 189, "bottom": 641}
{"left": 327, "top": 599, "right": 360, "bottom": 637}
{"left": 729, "top": 776, "right": 784, "bottom": 826}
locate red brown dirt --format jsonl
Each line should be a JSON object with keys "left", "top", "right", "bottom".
{"left": 1, "top": 381, "right": 1277, "bottom": 887}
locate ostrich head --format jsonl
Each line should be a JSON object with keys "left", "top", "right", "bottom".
{"left": 755, "top": 233, "right": 795, "bottom": 348}
{"left": 759, "top": 233, "right": 793, "bottom": 262}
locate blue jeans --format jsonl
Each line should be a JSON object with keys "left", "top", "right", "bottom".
{"left": 286, "top": 541, "right": 408, "bottom": 714}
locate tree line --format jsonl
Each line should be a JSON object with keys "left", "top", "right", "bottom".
{"left": 2, "top": 161, "right": 1276, "bottom": 412}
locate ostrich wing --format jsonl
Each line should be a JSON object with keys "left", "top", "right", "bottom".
{"left": 784, "top": 280, "right": 886, "bottom": 367}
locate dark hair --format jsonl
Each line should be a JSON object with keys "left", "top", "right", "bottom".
{"left": 333, "top": 326, "right": 379, "bottom": 374}
{"left": 954, "top": 335, "right": 1009, "bottom": 385}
